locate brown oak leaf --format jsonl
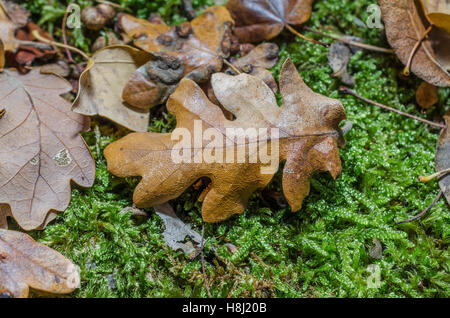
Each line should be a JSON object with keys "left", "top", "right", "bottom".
{"left": 104, "top": 59, "right": 346, "bottom": 222}
{"left": 420, "top": 0, "right": 450, "bottom": 34}
{"left": 378, "top": 0, "right": 450, "bottom": 87}
{"left": 118, "top": 6, "right": 234, "bottom": 109}
{"left": 0, "top": 229, "right": 79, "bottom": 298}
{"left": 225, "top": 0, "right": 313, "bottom": 43}
{"left": 72, "top": 45, "right": 152, "bottom": 132}
{"left": 0, "top": 68, "right": 95, "bottom": 230}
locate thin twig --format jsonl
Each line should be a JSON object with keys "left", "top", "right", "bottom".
{"left": 223, "top": 59, "right": 241, "bottom": 75}
{"left": 339, "top": 86, "right": 446, "bottom": 129}
{"left": 304, "top": 26, "right": 394, "bottom": 53}
{"left": 31, "top": 30, "right": 90, "bottom": 61}
{"left": 403, "top": 25, "right": 433, "bottom": 76}
{"left": 62, "top": 6, "right": 83, "bottom": 74}
{"left": 200, "top": 222, "right": 212, "bottom": 298}
{"left": 15, "top": 40, "right": 53, "bottom": 50}
{"left": 419, "top": 168, "right": 450, "bottom": 182}
{"left": 286, "top": 24, "right": 329, "bottom": 48}
{"left": 396, "top": 190, "right": 442, "bottom": 224}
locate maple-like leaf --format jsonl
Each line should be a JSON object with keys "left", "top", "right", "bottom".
{"left": 104, "top": 59, "right": 346, "bottom": 222}
{"left": 72, "top": 45, "right": 152, "bottom": 132}
{"left": 118, "top": 6, "right": 234, "bottom": 109}
{"left": 225, "top": 0, "right": 314, "bottom": 43}
{"left": 0, "top": 68, "right": 95, "bottom": 230}
{"left": 378, "top": 0, "right": 450, "bottom": 87}
{"left": 0, "top": 229, "right": 79, "bottom": 298}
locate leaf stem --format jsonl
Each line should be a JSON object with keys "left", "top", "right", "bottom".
{"left": 223, "top": 59, "right": 241, "bottom": 74}
{"left": 396, "top": 190, "right": 442, "bottom": 224}
{"left": 286, "top": 24, "right": 329, "bottom": 47}
{"left": 304, "top": 26, "right": 394, "bottom": 53}
{"left": 338, "top": 86, "right": 446, "bottom": 129}
{"left": 419, "top": 168, "right": 450, "bottom": 182}
{"left": 403, "top": 25, "right": 433, "bottom": 76}
{"left": 31, "top": 29, "right": 90, "bottom": 61}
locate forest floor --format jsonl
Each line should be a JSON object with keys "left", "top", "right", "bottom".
{"left": 21, "top": 0, "right": 450, "bottom": 297}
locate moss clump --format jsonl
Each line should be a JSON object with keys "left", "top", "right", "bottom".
{"left": 22, "top": 0, "right": 449, "bottom": 297}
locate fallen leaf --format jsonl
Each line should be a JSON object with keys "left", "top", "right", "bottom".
{"left": 0, "top": 229, "right": 80, "bottom": 298}
{"left": 416, "top": 81, "right": 439, "bottom": 109}
{"left": 0, "top": 68, "right": 95, "bottom": 230}
{"left": 154, "top": 203, "right": 202, "bottom": 256}
{"left": 420, "top": 0, "right": 450, "bottom": 33}
{"left": 0, "top": 0, "right": 18, "bottom": 52}
{"left": 72, "top": 45, "right": 152, "bottom": 132}
{"left": 328, "top": 42, "right": 355, "bottom": 86}
{"left": 225, "top": 0, "right": 313, "bottom": 43}
{"left": 378, "top": 0, "right": 450, "bottom": 87}
{"left": 118, "top": 6, "right": 234, "bottom": 109}
{"left": 436, "top": 115, "right": 450, "bottom": 205}
{"left": 2, "top": 0, "right": 28, "bottom": 28}
{"left": 104, "top": 59, "right": 346, "bottom": 222}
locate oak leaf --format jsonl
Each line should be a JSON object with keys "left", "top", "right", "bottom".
{"left": 378, "top": 0, "right": 450, "bottom": 87}
{"left": 420, "top": 0, "right": 450, "bottom": 33}
{"left": 118, "top": 6, "right": 234, "bottom": 109}
{"left": 0, "top": 68, "right": 95, "bottom": 230}
{"left": 0, "top": 229, "right": 79, "bottom": 298}
{"left": 104, "top": 59, "right": 346, "bottom": 222}
{"left": 72, "top": 45, "right": 152, "bottom": 132}
{"left": 225, "top": 0, "right": 313, "bottom": 43}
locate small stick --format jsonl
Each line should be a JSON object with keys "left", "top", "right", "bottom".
{"left": 0, "top": 109, "right": 5, "bottom": 119}
{"left": 31, "top": 30, "right": 91, "bottom": 61}
{"left": 396, "top": 190, "right": 442, "bottom": 224}
{"left": 304, "top": 26, "right": 394, "bottom": 53}
{"left": 200, "top": 222, "right": 212, "bottom": 298}
{"left": 403, "top": 26, "right": 433, "bottom": 76}
{"left": 285, "top": 24, "right": 329, "bottom": 48}
{"left": 223, "top": 59, "right": 241, "bottom": 75}
{"left": 419, "top": 168, "right": 450, "bottom": 182}
{"left": 15, "top": 40, "right": 53, "bottom": 50}
{"left": 339, "top": 86, "right": 446, "bottom": 129}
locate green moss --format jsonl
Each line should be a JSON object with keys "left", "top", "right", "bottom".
{"left": 22, "top": 0, "right": 449, "bottom": 297}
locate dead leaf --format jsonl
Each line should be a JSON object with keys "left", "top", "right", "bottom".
{"left": 420, "top": 0, "right": 450, "bottom": 33}
{"left": 0, "top": 68, "right": 95, "bottom": 230}
{"left": 225, "top": 0, "right": 313, "bottom": 43}
{"left": 436, "top": 115, "right": 450, "bottom": 205}
{"left": 328, "top": 42, "right": 355, "bottom": 86}
{"left": 104, "top": 59, "right": 346, "bottom": 222}
{"left": 118, "top": 6, "right": 234, "bottom": 109}
{"left": 72, "top": 45, "right": 152, "bottom": 132}
{"left": 2, "top": 0, "right": 28, "bottom": 28}
{"left": 154, "top": 203, "right": 202, "bottom": 256}
{"left": 378, "top": 0, "right": 450, "bottom": 87}
{"left": 416, "top": 81, "right": 439, "bottom": 109}
{"left": 0, "top": 229, "right": 79, "bottom": 298}
{"left": 0, "top": 0, "right": 18, "bottom": 52}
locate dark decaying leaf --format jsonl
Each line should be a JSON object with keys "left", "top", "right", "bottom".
{"left": 0, "top": 68, "right": 95, "bottom": 230}
{"left": 416, "top": 81, "right": 438, "bottom": 109}
{"left": 104, "top": 59, "right": 346, "bottom": 222}
{"left": 154, "top": 203, "right": 202, "bottom": 256}
{"left": 225, "top": 0, "right": 313, "bottom": 43}
{"left": 0, "top": 229, "right": 79, "bottom": 298}
{"left": 436, "top": 115, "right": 450, "bottom": 205}
{"left": 378, "top": 0, "right": 450, "bottom": 87}
{"left": 328, "top": 42, "right": 355, "bottom": 86}
{"left": 118, "top": 6, "right": 234, "bottom": 109}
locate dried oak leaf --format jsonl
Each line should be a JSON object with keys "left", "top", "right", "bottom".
{"left": 436, "top": 115, "right": 450, "bottom": 205}
{"left": 72, "top": 45, "right": 152, "bottom": 132}
{"left": 0, "top": 229, "right": 79, "bottom": 298}
{"left": 420, "top": 0, "right": 450, "bottom": 33}
{"left": 104, "top": 59, "right": 346, "bottom": 222}
{"left": 225, "top": 0, "right": 313, "bottom": 43}
{"left": 0, "top": 68, "right": 95, "bottom": 230}
{"left": 118, "top": 6, "right": 234, "bottom": 109}
{"left": 378, "top": 0, "right": 450, "bottom": 87}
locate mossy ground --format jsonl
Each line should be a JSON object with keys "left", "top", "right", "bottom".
{"left": 20, "top": 0, "right": 449, "bottom": 297}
